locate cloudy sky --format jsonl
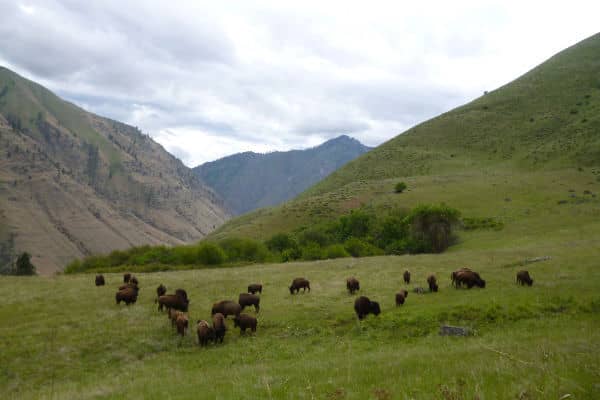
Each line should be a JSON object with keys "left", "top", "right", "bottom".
{"left": 0, "top": 1, "right": 598, "bottom": 166}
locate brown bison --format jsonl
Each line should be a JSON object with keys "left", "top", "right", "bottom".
{"left": 395, "top": 289, "right": 408, "bottom": 306}
{"left": 212, "top": 300, "right": 242, "bottom": 318}
{"left": 233, "top": 314, "right": 257, "bottom": 334}
{"left": 346, "top": 277, "right": 360, "bottom": 294}
{"left": 238, "top": 293, "right": 260, "bottom": 312}
{"left": 454, "top": 270, "right": 486, "bottom": 289}
{"left": 451, "top": 268, "right": 472, "bottom": 287}
{"left": 156, "top": 284, "right": 167, "bottom": 299}
{"left": 197, "top": 320, "right": 215, "bottom": 346}
{"left": 354, "top": 296, "right": 381, "bottom": 320}
{"left": 427, "top": 275, "right": 438, "bottom": 292}
{"left": 116, "top": 286, "right": 139, "bottom": 305}
{"left": 95, "top": 275, "right": 105, "bottom": 286}
{"left": 123, "top": 273, "right": 131, "bottom": 283}
{"left": 175, "top": 313, "right": 189, "bottom": 336}
{"left": 248, "top": 283, "right": 263, "bottom": 294}
{"left": 158, "top": 289, "right": 189, "bottom": 312}
{"left": 289, "top": 278, "right": 310, "bottom": 294}
{"left": 403, "top": 270, "right": 410, "bottom": 285}
{"left": 516, "top": 270, "right": 533, "bottom": 286}
{"left": 118, "top": 281, "right": 138, "bottom": 291}
{"left": 212, "top": 313, "right": 226, "bottom": 343}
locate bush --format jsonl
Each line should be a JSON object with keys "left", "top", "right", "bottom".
{"left": 218, "top": 238, "right": 271, "bottom": 263}
{"left": 395, "top": 182, "right": 407, "bottom": 193}
{"left": 405, "top": 204, "right": 460, "bottom": 253}
{"left": 196, "top": 242, "right": 226, "bottom": 265}
{"left": 301, "top": 243, "right": 325, "bottom": 261}
{"left": 15, "top": 252, "right": 36, "bottom": 275}
{"left": 298, "top": 227, "right": 332, "bottom": 247}
{"left": 323, "top": 244, "right": 349, "bottom": 259}
{"left": 281, "top": 247, "right": 302, "bottom": 262}
{"left": 265, "top": 233, "right": 299, "bottom": 253}
{"left": 344, "top": 238, "right": 383, "bottom": 257}
{"left": 337, "top": 210, "right": 373, "bottom": 240}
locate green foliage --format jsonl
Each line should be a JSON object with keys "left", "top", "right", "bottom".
{"left": 218, "top": 237, "right": 271, "bottom": 263}
{"left": 405, "top": 204, "right": 461, "bottom": 253}
{"left": 195, "top": 242, "right": 225, "bottom": 265}
{"left": 395, "top": 181, "right": 407, "bottom": 193}
{"left": 462, "top": 216, "right": 504, "bottom": 231}
{"left": 336, "top": 210, "right": 373, "bottom": 241}
{"left": 14, "top": 252, "right": 36, "bottom": 275}
{"left": 322, "top": 244, "right": 349, "bottom": 259}
{"left": 265, "top": 233, "right": 298, "bottom": 253}
{"left": 343, "top": 238, "right": 383, "bottom": 257}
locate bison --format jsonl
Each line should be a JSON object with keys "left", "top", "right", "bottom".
{"left": 427, "top": 275, "right": 438, "bottom": 292}
{"left": 346, "top": 277, "right": 360, "bottom": 294}
{"left": 158, "top": 289, "right": 189, "bottom": 312}
{"left": 247, "top": 283, "right": 263, "bottom": 294}
{"left": 289, "top": 278, "right": 310, "bottom": 294}
{"left": 156, "top": 284, "right": 167, "bottom": 300}
{"left": 238, "top": 293, "right": 260, "bottom": 312}
{"left": 516, "top": 270, "right": 533, "bottom": 286}
{"left": 212, "top": 313, "right": 226, "bottom": 343}
{"left": 403, "top": 270, "right": 410, "bottom": 285}
{"left": 233, "top": 314, "right": 257, "bottom": 334}
{"left": 454, "top": 270, "right": 486, "bottom": 289}
{"left": 197, "top": 320, "right": 215, "bottom": 346}
{"left": 354, "top": 296, "right": 381, "bottom": 320}
{"left": 212, "top": 300, "right": 241, "bottom": 318}
{"left": 129, "top": 276, "right": 139, "bottom": 287}
{"left": 175, "top": 313, "right": 189, "bottom": 336}
{"left": 123, "top": 273, "right": 131, "bottom": 283}
{"left": 116, "top": 286, "right": 139, "bottom": 305}
{"left": 95, "top": 275, "right": 105, "bottom": 286}
{"left": 395, "top": 289, "right": 408, "bottom": 306}
{"left": 451, "top": 268, "right": 472, "bottom": 287}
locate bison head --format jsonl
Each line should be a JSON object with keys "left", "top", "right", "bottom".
{"left": 370, "top": 301, "right": 381, "bottom": 316}
{"left": 478, "top": 279, "right": 486, "bottom": 288}
{"left": 233, "top": 316, "right": 240, "bottom": 328}
{"left": 289, "top": 286, "right": 294, "bottom": 294}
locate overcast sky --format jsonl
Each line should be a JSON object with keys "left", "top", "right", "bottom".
{"left": 0, "top": 1, "right": 598, "bottom": 166}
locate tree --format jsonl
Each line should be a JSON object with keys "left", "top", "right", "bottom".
{"left": 395, "top": 182, "right": 407, "bottom": 193}
{"left": 15, "top": 252, "right": 36, "bottom": 275}
{"left": 405, "top": 205, "right": 460, "bottom": 253}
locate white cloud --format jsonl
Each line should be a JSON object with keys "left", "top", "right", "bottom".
{"left": 0, "top": 0, "right": 598, "bottom": 165}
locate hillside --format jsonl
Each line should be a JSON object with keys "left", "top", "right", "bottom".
{"left": 0, "top": 67, "right": 228, "bottom": 274}
{"left": 193, "top": 135, "right": 370, "bottom": 215}
{"left": 209, "top": 33, "right": 600, "bottom": 241}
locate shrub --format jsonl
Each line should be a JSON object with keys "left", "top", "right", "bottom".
{"left": 281, "top": 247, "right": 302, "bottom": 262}
{"left": 405, "top": 204, "right": 461, "bottom": 253}
{"left": 196, "top": 242, "right": 225, "bottom": 265}
{"left": 344, "top": 238, "right": 383, "bottom": 257}
{"left": 394, "top": 182, "right": 407, "bottom": 193}
{"left": 265, "top": 233, "right": 299, "bottom": 253}
{"left": 14, "top": 252, "right": 36, "bottom": 275}
{"left": 323, "top": 244, "right": 349, "bottom": 259}
{"left": 218, "top": 238, "right": 271, "bottom": 263}
{"left": 301, "top": 243, "right": 325, "bottom": 261}
{"left": 337, "top": 210, "right": 373, "bottom": 240}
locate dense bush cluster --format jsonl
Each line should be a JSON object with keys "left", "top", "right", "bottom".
{"left": 65, "top": 204, "right": 462, "bottom": 273}
{"left": 1, "top": 252, "right": 37, "bottom": 275}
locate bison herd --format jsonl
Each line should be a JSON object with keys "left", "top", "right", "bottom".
{"left": 94, "top": 267, "right": 535, "bottom": 346}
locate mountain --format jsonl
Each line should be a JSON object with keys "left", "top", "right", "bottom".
{"left": 209, "top": 33, "right": 600, "bottom": 241}
{"left": 0, "top": 67, "right": 229, "bottom": 274}
{"left": 193, "top": 135, "right": 371, "bottom": 215}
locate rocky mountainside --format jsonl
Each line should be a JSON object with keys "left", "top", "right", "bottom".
{"left": 194, "top": 135, "right": 370, "bottom": 215}
{"left": 0, "top": 67, "right": 229, "bottom": 274}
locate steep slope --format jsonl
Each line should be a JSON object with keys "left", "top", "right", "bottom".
{"left": 193, "top": 135, "right": 370, "bottom": 215}
{"left": 0, "top": 67, "right": 228, "bottom": 274}
{"left": 209, "top": 33, "right": 600, "bottom": 241}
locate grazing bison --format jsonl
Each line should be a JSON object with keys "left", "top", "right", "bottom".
{"left": 238, "top": 293, "right": 260, "bottom": 312}
{"left": 516, "top": 270, "right": 533, "bottom": 286}
{"left": 247, "top": 283, "right": 263, "bottom": 294}
{"left": 395, "top": 289, "right": 409, "bottom": 306}
{"left": 289, "top": 278, "right": 310, "bottom": 294}
{"left": 95, "top": 275, "right": 105, "bottom": 286}
{"left": 427, "top": 275, "right": 438, "bottom": 292}
{"left": 233, "top": 314, "right": 257, "bottom": 334}
{"left": 451, "top": 268, "right": 472, "bottom": 287}
{"left": 116, "top": 286, "right": 139, "bottom": 305}
{"left": 354, "top": 296, "right": 381, "bottom": 320}
{"left": 158, "top": 289, "right": 189, "bottom": 312}
{"left": 130, "top": 276, "right": 139, "bottom": 287}
{"left": 156, "top": 284, "right": 167, "bottom": 300}
{"left": 346, "top": 277, "right": 360, "bottom": 294}
{"left": 403, "top": 270, "right": 411, "bottom": 285}
{"left": 212, "top": 300, "right": 242, "bottom": 318}
{"left": 212, "top": 313, "right": 226, "bottom": 343}
{"left": 118, "top": 281, "right": 138, "bottom": 291}
{"left": 197, "top": 320, "right": 215, "bottom": 346}
{"left": 175, "top": 313, "right": 189, "bottom": 336}
{"left": 123, "top": 273, "right": 131, "bottom": 283}
{"left": 454, "top": 270, "right": 486, "bottom": 289}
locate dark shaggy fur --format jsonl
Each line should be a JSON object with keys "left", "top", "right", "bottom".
{"left": 395, "top": 289, "right": 408, "bottom": 306}
{"left": 212, "top": 313, "right": 226, "bottom": 343}
{"left": 289, "top": 278, "right": 310, "bottom": 294}
{"left": 211, "top": 300, "right": 242, "bottom": 318}
{"left": 233, "top": 314, "right": 257, "bottom": 334}
{"left": 156, "top": 284, "right": 167, "bottom": 299}
{"left": 95, "top": 275, "right": 105, "bottom": 286}
{"left": 238, "top": 293, "right": 260, "bottom": 312}
{"left": 158, "top": 289, "right": 189, "bottom": 312}
{"left": 116, "top": 286, "right": 139, "bottom": 305}
{"left": 247, "top": 283, "right": 263, "bottom": 294}
{"left": 197, "top": 320, "right": 215, "bottom": 346}
{"left": 346, "top": 277, "right": 360, "bottom": 294}
{"left": 403, "top": 270, "right": 411, "bottom": 285}
{"left": 175, "top": 314, "right": 189, "bottom": 336}
{"left": 354, "top": 296, "right": 381, "bottom": 320}
{"left": 123, "top": 273, "right": 131, "bottom": 283}
{"left": 427, "top": 275, "right": 439, "bottom": 292}
{"left": 451, "top": 268, "right": 472, "bottom": 287}
{"left": 454, "top": 270, "right": 486, "bottom": 289}
{"left": 516, "top": 270, "right": 533, "bottom": 286}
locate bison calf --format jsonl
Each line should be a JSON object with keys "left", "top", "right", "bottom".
{"left": 233, "top": 314, "right": 257, "bottom": 334}
{"left": 238, "top": 293, "right": 260, "bottom": 312}
{"left": 395, "top": 289, "right": 408, "bottom": 306}
{"left": 427, "top": 275, "right": 438, "bottom": 292}
{"left": 403, "top": 270, "right": 410, "bottom": 285}
{"left": 516, "top": 270, "right": 533, "bottom": 286}
{"left": 197, "top": 320, "right": 215, "bottom": 346}
{"left": 354, "top": 296, "right": 381, "bottom": 320}
{"left": 346, "top": 277, "right": 360, "bottom": 294}
{"left": 175, "top": 313, "right": 189, "bottom": 336}
{"left": 95, "top": 275, "right": 105, "bottom": 286}
{"left": 289, "top": 278, "right": 310, "bottom": 294}
{"left": 212, "top": 313, "right": 226, "bottom": 343}
{"left": 247, "top": 283, "right": 263, "bottom": 294}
